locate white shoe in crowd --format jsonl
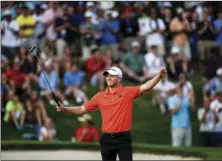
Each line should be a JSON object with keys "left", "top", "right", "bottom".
{"left": 63, "top": 100, "right": 69, "bottom": 106}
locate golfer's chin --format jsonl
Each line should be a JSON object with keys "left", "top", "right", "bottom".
{"left": 107, "top": 82, "right": 115, "bottom": 88}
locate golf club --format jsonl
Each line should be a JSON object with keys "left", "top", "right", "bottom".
{"left": 28, "top": 46, "right": 60, "bottom": 106}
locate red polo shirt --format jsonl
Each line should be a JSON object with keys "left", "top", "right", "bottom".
{"left": 75, "top": 126, "right": 100, "bottom": 143}
{"left": 84, "top": 85, "right": 141, "bottom": 133}
{"left": 85, "top": 57, "right": 106, "bottom": 80}
{"left": 4, "top": 69, "right": 27, "bottom": 88}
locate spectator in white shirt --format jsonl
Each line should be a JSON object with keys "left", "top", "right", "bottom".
{"left": 39, "top": 117, "right": 56, "bottom": 141}
{"left": 178, "top": 73, "right": 194, "bottom": 98}
{"left": 210, "top": 89, "right": 222, "bottom": 146}
{"left": 198, "top": 98, "right": 219, "bottom": 146}
{"left": 153, "top": 76, "right": 176, "bottom": 114}
{"left": 144, "top": 45, "right": 165, "bottom": 78}
{"left": 1, "top": 10, "right": 21, "bottom": 61}
{"left": 146, "top": 9, "right": 166, "bottom": 56}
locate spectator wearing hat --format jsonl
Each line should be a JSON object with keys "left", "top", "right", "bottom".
{"left": 203, "top": 68, "right": 222, "bottom": 100}
{"left": 16, "top": 6, "right": 37, "bottom": 49}
{"left": 178, "top": 73, "right": 194, "bottom": 99}
{"left": 120, "top": 40, "right": 148, "bottom": 82}
{"left": 39, "top": 59, "right": 69, "bottom": 106}
{"left": 210, "top": 89, "right": 222, "bottom": 146}
{"left": 85, "top": 1, "right": 98, "bottom": 25}
{"left": 85, "top": 48, "right": 106, "bottom": 90}
{"left": 144, "top": 45, "right": 166, "bottom": 79}
{"left": 168, "top": 84, "right": 196, "bottom": 147}
{"left": 153, "top": 76, "right": 175, "bottom": 114}
{"left": 1, "top": 10, "right": 21, "bottom": 62}
{"left": 100, "top": 10, "right": 121, "bottom": 61}
{"left": 170, "top": 7, "right": 191, "bottom": 61}
{"left": 80, "top": 11, "right": 100, "bottom": 60}
{"left": 146, "top": 8, "right": 166, "bottom": 56}
{"left": 198, "top": 97, "right": 219, "bottom": 146}
{"left": 197, "top": 11, "right": 218, "bottom": 62}
{"left": 166, "top": 46, "right": 188, "bottom": 81}
{"left": 75, "top": 114, "right": 100, "bottom": 143}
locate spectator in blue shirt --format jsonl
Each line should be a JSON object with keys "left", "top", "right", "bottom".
{"left": 100, "top": 11, "right": 120, "bottom": 61}
{"left": 64, "top": 64, "right": 88, "bottom": 105}
{"left": 39, "top": 59, "right": 69, "bottom": 106}
{"left": 168, "top": 84, "right": 195, "bottom": 147}
{"left": 214, "top": 10, "right": 222, "bottom": 47}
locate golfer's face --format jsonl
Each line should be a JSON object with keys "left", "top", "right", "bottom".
{"left": 105, "top": 74, "right": 119, "bottom": 87}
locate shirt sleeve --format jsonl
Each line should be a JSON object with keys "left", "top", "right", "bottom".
{"left": 198, "top": 108, "right": 204, "bottom": 120}
{"left": 168, "top": 97, "right": 177, "bottom": 110}
{"left": 126, "top": 86, "right": 141, "bottom": 99}
{"left": 158, "top": 19, "right": 166, "bottom": 31}
{"left": 84, "top": 93, "right": 99, "bottom": 112}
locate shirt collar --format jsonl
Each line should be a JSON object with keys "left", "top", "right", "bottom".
{"left": 104, "top": 84, "right": 123, "bottom": 95}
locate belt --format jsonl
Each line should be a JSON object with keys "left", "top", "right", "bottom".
{"left": 102, "top": 131, "right": 130, "bottom": 138}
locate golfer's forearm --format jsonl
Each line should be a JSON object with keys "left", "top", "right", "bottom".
{"left": 63, "top": 106, "right": 86, "bottom": 115}
{"left": 140, "top": 74, "right": 161, "bottom": 93}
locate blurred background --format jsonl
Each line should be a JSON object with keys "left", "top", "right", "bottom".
{"left": 1, "top": 1, "right": 222, "bottom": 148}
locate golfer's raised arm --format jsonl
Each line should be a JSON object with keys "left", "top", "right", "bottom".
{"left": 56, "top": 104, "right": 87, "bottom": 115}
{"left": 140, "top": 68, "right": 166, "bottom": 94}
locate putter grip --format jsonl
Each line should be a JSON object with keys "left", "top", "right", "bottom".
{"left": 52, "top": 92, "right": 60, "bottom": 106}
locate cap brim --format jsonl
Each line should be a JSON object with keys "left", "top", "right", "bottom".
{"left": 103, "top": 70, "right": 117, "bottom": 77}
{"left": 77, "top": 117, "right": 86, "bottom": 122}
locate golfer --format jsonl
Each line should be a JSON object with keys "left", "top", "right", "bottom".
{"left": 56, "top": 66, "right": 166, "bottom": 161}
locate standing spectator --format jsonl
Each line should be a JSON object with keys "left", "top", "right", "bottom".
{"left": 198, "top": 98, "right": 219, "bottom": 146}
{"left": 178, "top": 73, "right": 194, "bottom": 99}
{"left": 166, "top": 47, "right": 188, "bottom": 81}
{"left": 120, "top": 8, "right": 138, "bottom": 51}
{"left": 153, "top": 76, "right": 175, "bottom": 114}
{"left": 64, "top": 64, "right": 88, "bottom": 105}
{"left": 100, "top": 11, "right": 121, "bottom": 61}
{"left": 43, "top": 1, "right": 58, "bottom": 45}
{"left": 120, "top": 41, "right": 148, "bottom": 82}
{"left": 168, "top": 85, "right": 196, "bottom": 147}
{"left": 203, "top": 68, "right": 222, "bottom": 100}
{"left": 16, "top": 6, "right": 37, "bottom": 49}
{"left": 170, "top": 7, "right": 191, "bottom": 61}
{"left": 144, "top": 45, "right": 165, "bottom": 79}
{"left": 190, "top": 12, "right": 200, "bottom": 61}
{"left": 210, "top": 89, "right": 222, "bottom": 146}
{"left": 85, "top": 48, "right": 106, "bottom": 90}
{"left": 39, "top": 59, "right": 69, "bottom": 106}
{"left": 213, "top": 9, "right": 222, "bottom": 49}
{"left": 80, "top": 11, "right": 100, "bottom": 60}
{"left": 75, "top": 114, "right": 100, "bottom": 143}
{"left": 25, "top": 91, "right": 48, "bottom": 126}
{"left": 1, "top": 10, "right": 20, "bottom": 61}
{"left": 3, "top": 95, "right": 26, "bottom": 130}
{"left": 197, "top": 11, "right": 217, "bottom": 61}
{"left": 85, "top": 2, "right": 98, "bottom": 24}
{"left": 33, "top": 4, "right": 46, "bottom": 53}
{"left": 195, "top": 2, "right": 206, "bottom": 22}
{"left": 39, "top": 117, "right": 57, "bottom": 141}
{"left": 146, "top": 9, "right": 166, "bottom": 56}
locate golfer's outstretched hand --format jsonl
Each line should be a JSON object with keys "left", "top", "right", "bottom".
{"left": 56, "top": 103, "right": 65, "bottom": 112}
{"left": 159, "top": 67, "right": 167, "bottom": 79}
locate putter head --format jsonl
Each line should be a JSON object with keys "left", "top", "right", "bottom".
{"left": 28, "top": 46, "right": 36, "bottom": 54}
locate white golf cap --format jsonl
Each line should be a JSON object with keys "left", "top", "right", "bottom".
{"left": 167, "top": 83, "right": 176, "bottom": 92}
{"left": 176, "top": 7, "right": 184, "bottom": 14}
{"left": 112, "top": 10, "right": 119, "bottom": 18}
{"left": 44, "top": 59, "right": 52, "bottom": 67}
{"left": 131, "top": 40, "right": 140, "bottom": 48}
{"left": 4, "top": 10, "right": 11, "bottom": 16}
{"left": 84, "top": 11, "right": 93, "bottom": 17}
{"left": 86, "top": 2, "right": 95, "bottom": 7}
{"left": 103, "top": 66, "right": 123, "bottom": 78}
{"left": 162, "top": 2, "right": 172, "bottom": 8}
{"left": 216, "top": 68, "right": 222, "bottom": 76}
{"left": 171, "top": 46, "right": 180, "bottom": 55}
{"left": 77, "top": 114, "right": 92, "bottom": 122}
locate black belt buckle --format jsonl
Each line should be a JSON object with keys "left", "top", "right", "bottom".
{"left": 110, "top": 133, "right": 115, "bottom": 138}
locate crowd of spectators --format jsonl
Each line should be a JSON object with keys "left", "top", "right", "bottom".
{"left": 1, "top": 1, "right": 222, "bottom": 145}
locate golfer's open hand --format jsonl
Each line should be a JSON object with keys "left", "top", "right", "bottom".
{"left": 56, "top": 103, "right": 65, "bottom": 112}
{"left": 159, "top": 67, "right": 167, "bottom": 79}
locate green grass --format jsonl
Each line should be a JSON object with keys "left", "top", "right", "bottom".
{"left": 2, "top": 140, "right": 222, "bottom": 160}
{"left": 2, "top": 75, "right": 204, "bottom": 146}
